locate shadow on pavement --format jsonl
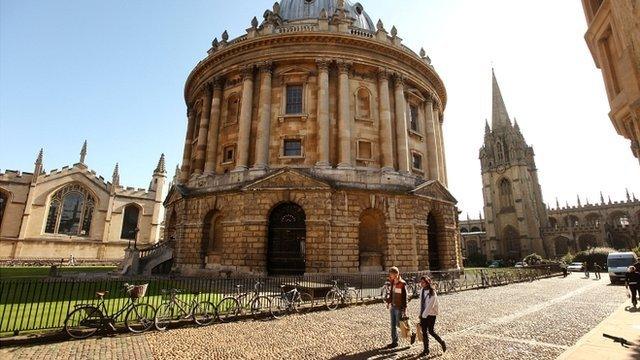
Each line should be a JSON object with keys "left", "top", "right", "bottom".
{"left": 623, "top": 306, "right": 639, "bottom": 313}
{"left": 327, "top": 345, "right": 414, "bottom": 360}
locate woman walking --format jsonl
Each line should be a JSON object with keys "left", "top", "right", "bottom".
{"left": 418, "top": 276, "right": 446, "bottom": 357}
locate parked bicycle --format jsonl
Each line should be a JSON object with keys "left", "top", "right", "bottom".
{"left": 325, "top": 280, "right": 358, "bottom": 310}
{"left": 405, "top": 276, "right": 420, "bottom": 299}
{"left": 154, "top": 289, "right": 217, "bottom": 331}
{"left": 64, "top": 283, "right": 155, "bottom": 339}
{"left": 271, "top": 282, "right": 314, "bottom": 319}
{"left": 216, "top": 281, "right": 271, "bottom": 322}
{"left": 436, "top": 272, "right": 461, "bottom": 293}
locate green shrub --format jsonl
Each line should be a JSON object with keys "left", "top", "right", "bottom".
{"left": 561, "top": 252, "right": 574, "bottom": 265}
{"left": 633, "top": 245, "right": 640, "bottom": 258}
{"left": 523, "top": 253, "right": 543, "bottom": 265}
{"left": 572, "top": 247, "right": 615, "bottom": 269}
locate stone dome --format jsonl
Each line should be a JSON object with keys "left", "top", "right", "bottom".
{"left": 278, "top": 0, "right": 375, "bottom": 31}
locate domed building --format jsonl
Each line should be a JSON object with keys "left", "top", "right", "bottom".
{"left": 166, "top": 0, "right": 462, "bottom": 275}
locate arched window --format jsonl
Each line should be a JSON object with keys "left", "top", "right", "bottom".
{"left": 355, "top": 88, "right": 371, "bottom": 119}
{"left": 0, "top": 190, "right": 8, "bottom": 231}
{"left": 499, "top": 178, "right": 514, "bottom": 211}
{"left": 585, "top": 213, "right": 601, "bottom": 226}
{"left": 460, "top": 227, "right": 468, "bottom": 233}
{"left": 45, "top": 184, "right": 95, "bottom": 236}
{"left": 120, "top": 204, "right": 140, "bottom": 240}
{"left": 226, "top": 94, "right": 240, "bottom": 124}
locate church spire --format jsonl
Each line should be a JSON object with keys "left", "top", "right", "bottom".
{"left": 491, "top": 69, "right": 511, "bottom": 129}
{"left": 112, "top": 163, "right": 120, "bottom": 186}
{"left": 154, "top": 153, "right": 166, "bottom": 174}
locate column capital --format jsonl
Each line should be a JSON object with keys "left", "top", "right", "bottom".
{"left": 377, "top": 68, "right": 390, "bottom": 81}
{"left": 258, "top": 61, "right": 274, "bottom": 74}
{"left": 240, "top": 65, "right": 255, "bottom": 80}
{"left": 336, "top": 60, "right": 352, "bottom": 74}
{"left": 212, "top": 76, "right": 224, "bottom": 90}
{"left": 316, "top": 58, "right": 331, "bottom": 71}
{"left": 203, "top": 81, "right": 214, "bottom": 95}
{"left": 393, "top": 72, "right": 404, "bottom": 87}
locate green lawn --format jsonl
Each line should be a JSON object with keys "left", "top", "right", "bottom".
{"left": 0, "top": 266, "right": 117, "bottom": 279}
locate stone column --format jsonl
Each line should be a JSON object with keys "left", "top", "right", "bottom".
{"left": 204, "top": 78, "right": 224, "bottom": 174}
{"left": 377, "top": 68, "right": 394, "bottom": 172}
{"left": 315, "top": 59, "right": 331, "bottom": 168}
{"left": 235, "top": 66, "right": 254, "bottom": 172}
{"left": 424, "top": 98, "right": 439, "bottom": 180}
{"left": 437, "top": 114, "right": 448, "bottom": 186}
{"left": 337, "top": 61, "right": 353, "bottom": 168}
{"left": 393, "top": 74, "right": 409, "bottom": 173}
{"left": 193, "top": 83, "right": 213, "bottom": 175}
{"left": 179, "top": 108, "right": 196, "bottom": 183}
{"left": 252, "top": 62, "right": 273, "bottom": 170}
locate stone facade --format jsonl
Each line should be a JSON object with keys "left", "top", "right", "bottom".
{"left": 0, "top": 144, "right": 167, "bottom": 261}
{"left": 167, "top": 0, "right": 461, "bottom": 275}
{"left": 581, "top": 0, "right": 640, "bottom": 164}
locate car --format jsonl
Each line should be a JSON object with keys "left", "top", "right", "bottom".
{"left": 488, "top": 260, "right": 504, "bottom": 268}
{"left": 566, "top": 262, "right": 584, "bottom": 272}
{"left": 514, "top": 262, "right": 526, "bottom": 268}
{"left": 607, "top": 252, "right": 638, "bottom": 284}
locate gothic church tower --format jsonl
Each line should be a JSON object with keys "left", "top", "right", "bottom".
{"left": 479, "top": 70, "right": 548, "bottom": 260}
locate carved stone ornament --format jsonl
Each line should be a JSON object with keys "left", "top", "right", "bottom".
{"left": 316, "top": 58, "right": 331, "bottom": 71}
{"left": 391, "top": 26, "right": 398, "bottom": 37}
{"left": 376, "top": 19, "right": 384, "bottom": 31}
{"left": 251, "top": 16, "right": 259, "bottom": 28}
{"left": 221, "top": 30, "right": 229, "bottom": 42}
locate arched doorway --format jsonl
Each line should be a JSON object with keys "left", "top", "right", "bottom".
{"left": 554, "top": 236, "right": 569, "bottom": 256}
{"left": 358, "top": 208, "right": 385, "bottom": 272}
{"left": 268, "top": 202, "right": 306, "bottom": 275}
{"left": 504, "top": 226, "right": 521, "bottom": 261}
{"left": 427, "top": 214, "right": 440, "bottom": 270}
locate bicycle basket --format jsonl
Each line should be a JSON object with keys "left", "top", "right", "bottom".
{"left": 128, "top": 284, "right": 148, "bottom": 299}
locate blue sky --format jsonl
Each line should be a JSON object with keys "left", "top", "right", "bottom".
{"left": 1, "top": 0, "right": 638, "bottom": 215}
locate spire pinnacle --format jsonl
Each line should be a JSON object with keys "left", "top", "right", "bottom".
{"left": 484, "top": 119, "right": 490, "bottom": 133}
{"left": 35, "top": 148, "right": 43, "bottom": 165}
{"left": 600, "top": 191, "right": 605, "bottom": 204}
{"left": 555, "top": 197, "right": 559, "bottom": 209}
{"left": 491, "top": 69, "right": 511, "bottom": 129}
{"left": 112, "top": 163, "right": 120, "bottom": 186}
{"left": 79, "top": 140, "right": 87, "bottom": 164}
{"left": 577, "top": 194, "right": 581, "bottom": 207}
{"left": 626, "top": 188, "right": 631, "bottom": 201}
{"left": 479, "top": 211, "right": 483, "bottom": 220}
{"left": 154, "top": 153, "right": 166, "bottom": 174}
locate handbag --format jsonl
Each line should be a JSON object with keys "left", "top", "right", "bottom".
{"left": 416, "top": 322, "right": 424, "bottom": 342}
{"left": 399, "top": 316, "right": 413, "bottom": 339}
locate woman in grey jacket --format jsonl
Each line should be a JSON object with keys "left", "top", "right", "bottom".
{"left": 418, "top": 276, "right": 446, "bottom": 356}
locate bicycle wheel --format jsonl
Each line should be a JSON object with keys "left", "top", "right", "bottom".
{"left": 451, "top": 280, "right": 461, "bottom": 293}
{"left": 270, "top": 296, "right": 287, "bottom": 319}
{"left": 250, "top": 296, "right": 271, "bottom": 318}
{"left": 295, "top": 292, "right": 314, "bottom": 314}
{"left": 64, "top": 305, "right": 102, "bottom": 339}
{"left": 155, "top": 302, "right": 175, "bottom": 331}
{"left": 193, "top": 301, "right": 217, "bottom": 326}
{"left": 216, "top": 297, "right": 240, "bottom": 322}
{"left": 345, "top": 289, "right": 359, "bottom": 305}
{"left": 125, "top": 303, "right": 156, "bottom": 333}
{"left": 325, "top": 289, "right": 341, "bottom": 310}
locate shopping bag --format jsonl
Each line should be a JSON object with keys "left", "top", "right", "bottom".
{"left": 399, "top": 316, "right": 413, "bottom": 339}
{"left": 416, "top": 322, "right": 424, "bottom": 342}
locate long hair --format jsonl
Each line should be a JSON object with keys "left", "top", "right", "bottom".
{"left": 420, "top": 276, "right": 434, "bottom": 296}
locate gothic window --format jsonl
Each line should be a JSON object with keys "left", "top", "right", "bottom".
{"left": 409, "top": 105, "right": 419, "bottom": 132}
{"left": 496, "top": 141, "right": 505, "bottom": 162}
{"left": 356, "top": 88, "right": 371, "bottom": 120}
{"left": 411, "top": 152, "right": 423, "bottom": 170}
{"left": 226, "top": 94, "right": 240, "bottom": 124}
{"left": 45, "top": 184, "right": 96, "bottom": 237}
{"left": 0, "top": 191, "right": 7, "bottom": 231}
{"left": 461, "top": 227, "right": 468, "bottom": 233}
{"left": 499, "top": 178, "right": 514, "bottom": 211}
{"left": 120, "top": 204, "right": 140, "bottom": 240}
{"left": 283, "top": 139, "right": 302, "bottom": 157}
{"left": 285, "top": 85, "right": 303, "bottom": 114}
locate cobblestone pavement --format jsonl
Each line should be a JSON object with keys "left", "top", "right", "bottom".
{"left": 1, "top": 275, "right": 629, "bottom": 360}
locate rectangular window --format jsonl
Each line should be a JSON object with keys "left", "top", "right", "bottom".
{"left": 412, "top": 152, "right": 422, "bottom": 170}
{"left": 283, "top": 139, "right": 302, "bottom": 157}
{"left": 286, "top": 85, "right": 303, "bottom": 114}
{"left": 223, "top": 145, "right": 235, "bottom": 163}
{"left": 409, "top": 105, "right": 419, "bottom": 132}
{"left": 357, "top": 141, "right": 372, "bottom": 160}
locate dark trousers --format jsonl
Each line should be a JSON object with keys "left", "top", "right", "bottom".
{"left": 420, "top": 316, "right": 445, "bottom": 352}
{"left": 630, "top": 285, "right": 639, "bottom": 306}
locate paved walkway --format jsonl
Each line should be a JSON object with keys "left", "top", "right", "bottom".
{"left": 0, "top": 275, "right": 631, "bottom": 360}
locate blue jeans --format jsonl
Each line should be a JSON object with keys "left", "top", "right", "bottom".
{"left": 390, "top": 305, "right": 401, "bottom": 344}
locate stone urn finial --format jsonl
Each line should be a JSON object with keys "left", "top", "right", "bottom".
{"left": 376, "top": 19, "right": 384, "bottom": 31}
{"left": 419, "top": 48, "right": 426, "bottom": 58}
{"left": 251, "top": 16, "right": 258, "bottom": 28}
{"left": 391, "top": 26, "right": 398, "bottom": 37}
{"left": 273, "top": 2, "right": 280, "bottom": 15}
{"left": 221, "top": 30, "right": 229, "bottom": 42}
{"left": 319, "top": 8, "right": 327, "bottom": 19}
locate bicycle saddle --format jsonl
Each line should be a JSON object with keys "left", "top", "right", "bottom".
{"left": 96, "top": 291, "right": 109, "bottom": 298}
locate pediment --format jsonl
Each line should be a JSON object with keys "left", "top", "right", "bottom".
{"left": 243, "top": 168, "right": 331, "bottom": 191}
{"left": 412, "top": 180, "right": 457, "bottom": 204}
